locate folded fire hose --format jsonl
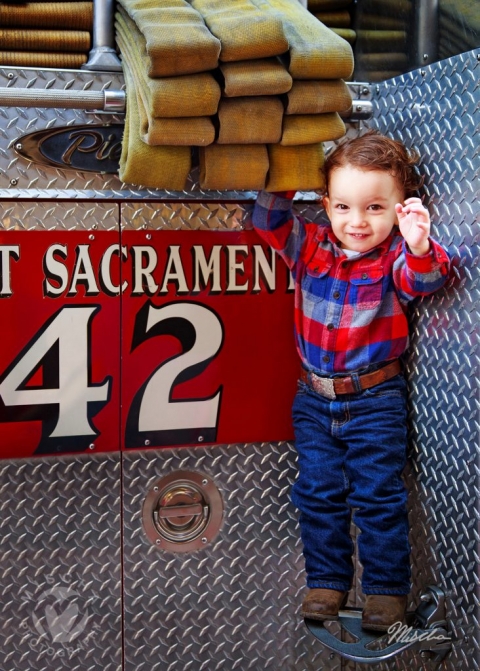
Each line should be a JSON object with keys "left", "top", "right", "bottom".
{"left": 114, "top": 0, "right": 354, "bottom": 190}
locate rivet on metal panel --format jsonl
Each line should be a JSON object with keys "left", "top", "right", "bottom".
{"left": 15, "top": 143, "right": 22, "bottom": 151}
{"left": 7, "top": 73, "right": 14, "bottom": 79}
{"left": 91, "top": 223, "right": 98, "bottom": 230}
{"left": 145, "top": 439, "right": 150, "bottom": 446}
{"left": 89, "top": 443, "right": 95, "bottom": 450}
{"left": 198, "top": 436, "right": 204, "bottom": 442}
{"left": 421, "top": 70, "right": 426, "bottom": 77}
{"left": 10, "top": 178, "right": 18, "bottom": 186}
{"left": 146, "top": 234, "right": 151, "bottom": 240}
{"left": 89, "top": 234, "right": 95, "bottom": 240}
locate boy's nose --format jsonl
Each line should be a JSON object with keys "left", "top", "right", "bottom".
{"left": 351, "top": 212, "right": 367, "bottom": 227}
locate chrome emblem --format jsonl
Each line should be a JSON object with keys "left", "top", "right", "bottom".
{"left": 14, "top": 124, "right": 123, "bottom": 173}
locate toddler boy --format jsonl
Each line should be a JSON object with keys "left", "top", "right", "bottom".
{"left": 252, "top": 131, "right": 450, "bottom": 631}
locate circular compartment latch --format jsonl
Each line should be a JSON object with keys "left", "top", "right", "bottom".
{"left": 143, "top": 470, "right": 223, "bottom": 553}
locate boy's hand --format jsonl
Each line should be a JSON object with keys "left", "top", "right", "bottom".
{"left": 395, "top": 197, "right": 431, "bottom": 256}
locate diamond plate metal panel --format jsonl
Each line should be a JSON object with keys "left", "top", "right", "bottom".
{"left": 121, "top": 201, "right": 249, "bottom": 231}
{"left": 0, "top": 452, "right": 122, "bottom": 671}
{"left": 363, "top": 50, "right": 480, "bottom": 671}
{"left": 0, "top": 201, "right": 119, "bottom": 231}
{"left": 0, "top": 67, "right": 125, "bottom": 197}
{"left": 122, "top": 443, "right": 352, "bottom": 671}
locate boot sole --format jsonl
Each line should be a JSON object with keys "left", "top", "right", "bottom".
{"left": 302, "top": 611, "right": 340, "bottom": 621}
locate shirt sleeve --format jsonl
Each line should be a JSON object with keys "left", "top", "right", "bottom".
{"left": 251, "top": 190, "right": 308, "bottom": 271}
{"left": 393, "top": 238, "right": 451, "bottom": 301}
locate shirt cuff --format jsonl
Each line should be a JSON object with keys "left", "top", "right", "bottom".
{"left": 256, "top": 189, "right": 296, "bottom": 209}
{"left": 403, "top": 238, "right": 450, "bottom": 270}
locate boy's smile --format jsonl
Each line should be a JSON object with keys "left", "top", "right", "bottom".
{"left": 323, "top": 166, "right": 406, "bottom": 253}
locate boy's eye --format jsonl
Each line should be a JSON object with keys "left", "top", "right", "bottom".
{"left": 368, "top": 204, "right": 383, "bottom": 211}
{"left": 336, "top": 204, "right": 348, "bottom": 210}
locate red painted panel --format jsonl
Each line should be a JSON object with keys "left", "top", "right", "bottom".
{"left": 0, "top": 228, "right": 298, "bottom": 458}
{"left": 121, "top": 229, "right": 298, "bottom": 450}
{"left": 0, "top": 231, "right": 121, "bottom": 458}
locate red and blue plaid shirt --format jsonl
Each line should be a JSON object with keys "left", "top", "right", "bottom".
{"left": 252, "top": 190, "right": 451, "bottom": 375}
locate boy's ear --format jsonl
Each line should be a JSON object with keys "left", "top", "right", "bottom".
{"left": 323, "top": 195, "right": 331, "bottom": 218}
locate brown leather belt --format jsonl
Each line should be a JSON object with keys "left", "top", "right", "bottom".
{"left": 300, "top": 360, "right": 402, "bottom": 400}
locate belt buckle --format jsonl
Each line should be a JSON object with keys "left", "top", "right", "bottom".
{"left": 313, "top": 375, "right": 336, "bottom": 400}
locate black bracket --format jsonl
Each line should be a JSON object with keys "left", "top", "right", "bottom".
{"left": 305, "top": 585, "right": 452, "bottom": 665}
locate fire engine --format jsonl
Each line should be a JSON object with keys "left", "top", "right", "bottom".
{"left": 0, "top": 0, "right": 477, "bottom": 668}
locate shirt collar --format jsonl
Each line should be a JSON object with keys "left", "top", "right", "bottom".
{"left": 320, "top": 226, "right": 399, "bottom": 258}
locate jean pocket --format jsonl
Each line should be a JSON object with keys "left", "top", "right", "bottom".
{"left": 349, "top": 270, "right": 383, "bottom": 309}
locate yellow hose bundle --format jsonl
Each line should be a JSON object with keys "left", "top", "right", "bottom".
{"left": 330, "top": 28, "right": 356, "bottom": 44}
{"left": 266, "top": 143, "right": 325, "bottom": 191}
{"left": 313, "top": 11, "right": 351, "bottom": 27}
{"left": 360, "top": 14, "right": 406, "bottom": 30}
{"left": 308, "top": 0, "right": 352, "bottom": 10}
{"left": 190, "top": 0, "right": 288, "bottom": 61}
{"left": 0, "top": 51, "right": 87, "bottom": 68}
{"left": 117, "top": 0, "right": 221, "bottom": 76}
{"left": 199, "top": 144, "right": 269, "bottom": 190}
{"left": 0, "top": 28, "right": 90, "bottom": 52}
{"left": 281, "top": 113, "right": 346, "bottom": 145}
{"left": 251, "top": 0, "right": 354, "bottom": 80}
{"left": 360, "top": 0, "right": 412, "bottom": 19}
{"left": 142, "top": 117, "right": 215, "bottom": 146}
{"left": 116, "top": 10, "right": 220, "bottom": 118}
{"left": 358, "top": 52, "right": 408, "bottom": 70}
{"left": 116, "top": 12, "right": 215, "bottom": 146}
{"left": 119, "top": 57, "right": 191, "bottom": 189}
{"left": 220, "top": 58, "right": 292, "bottom": 97}
{"left": 0, "top": 2, "right": 93, "bottom": 30}
{"left": 217, "top": 96, "right": 284, "bottom": 144}
{"left": 114, "top": 0, "right": 353, "bottom": 190}
{"left": 285, "top": 79, "right": 351, "bottom": 115}
{"left": 356, "top": 30, "right": 407, "bottom": 52}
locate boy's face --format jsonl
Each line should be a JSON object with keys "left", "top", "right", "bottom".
{"left": 323, "top": 166, "right": 405, "bottom": 253}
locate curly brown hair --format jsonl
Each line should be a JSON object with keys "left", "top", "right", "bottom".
{"left": 324, "top": 130, "right": 424, "bottom": 197}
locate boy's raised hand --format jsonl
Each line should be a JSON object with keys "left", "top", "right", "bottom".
{"left": 395, "top": 197, "right": 431, "bottom": 256}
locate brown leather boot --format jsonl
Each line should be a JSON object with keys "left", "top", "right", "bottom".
{"left": 362, "top": 594, "right": 408, "bottom": 632}
{"left": 302, "top": 588, "right": 348, "bottom": 621}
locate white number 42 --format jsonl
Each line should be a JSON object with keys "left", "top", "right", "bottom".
{"left": 0, "top": 302, "right": 224, "bottom": 452}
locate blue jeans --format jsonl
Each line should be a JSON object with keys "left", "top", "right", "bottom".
{"left": 291, "top": 373, "right": 411, "bottom": 595}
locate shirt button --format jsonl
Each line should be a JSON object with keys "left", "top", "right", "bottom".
{"left": 362, "top": 273, "right": 368, "bottom": 279}
{"left": 322, "top": 355, "right": 330, "bottom": 363}
{"left": 333, "top": 291, "right": 340, "bottom": 299}
{"left": 327, "top": 323, "right": 334, "bottom": 331}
